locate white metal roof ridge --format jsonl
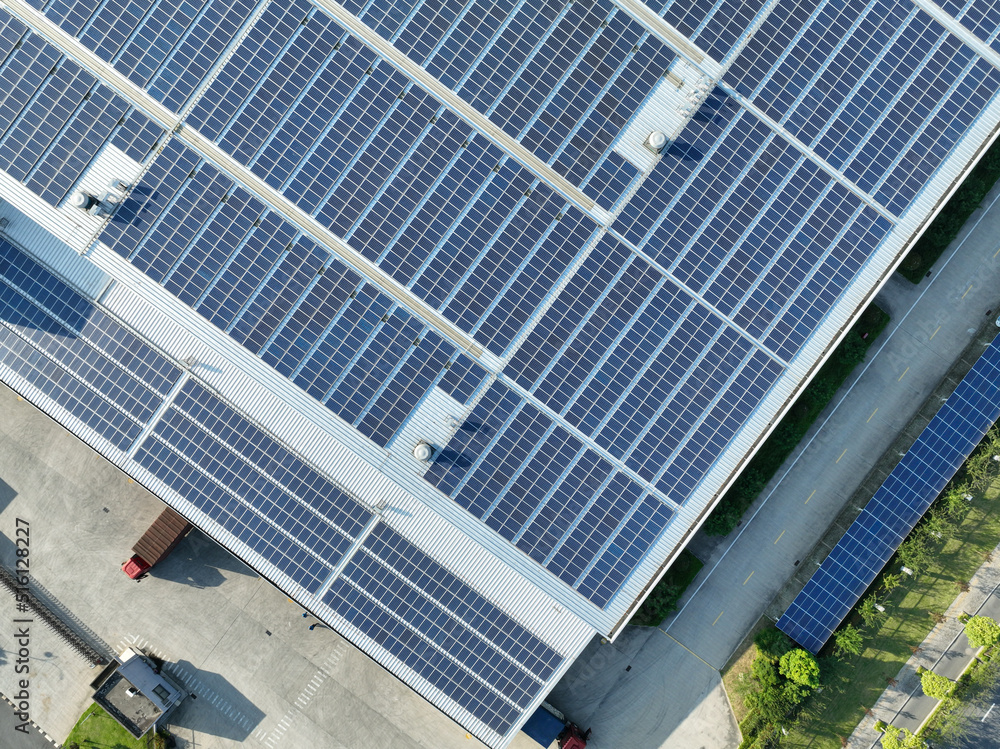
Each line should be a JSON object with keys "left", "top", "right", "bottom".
{"left": 910, "top": 0, "right": 1000, "bottom": 72}
{"left": 605, "top": 89, "right": 1000, "bottom": 635}
{"left": 0, "top": 0, "right": 489, "bottom": 361}
{"left": 718, "top": 83, "right": 900, "bottom": 224}
{"left": 611, "top": 0, "right": 723, "bottom": 78}
{"left": 85, "top": 242, "right": 621, "bottom": 630}
{"left": 305, "top": 0, "right": 610, "bottom": 224}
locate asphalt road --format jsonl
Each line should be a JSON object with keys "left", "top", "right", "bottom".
{"left": 551, "top": 153, "right": 1000, "bottom": 749}
{"left": 0, "top": 696, "right": 56, "bottom": 749}
{"left": 881, "top": 583, "right": 1000, "bottom": 749}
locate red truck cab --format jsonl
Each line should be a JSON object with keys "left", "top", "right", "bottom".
{"left": 122, "top": 555, "right": 152, "bottom": 580}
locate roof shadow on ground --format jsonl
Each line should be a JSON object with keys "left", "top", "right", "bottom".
{"left": 164, "top": 659, "right": 264, "bottom": 743}
{"left": 148, "top": 528, "right": 256, "bottom": 589}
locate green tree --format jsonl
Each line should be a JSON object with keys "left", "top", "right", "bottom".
{"left": 754, "top": 627, "right": 793, "bottom": 662}
{"left": 859, "top": 594, "right": 887, "bottom": 629}
{"left": 898, "top": 535, "right": 930, "bottom": 575}
{"left": 778, "top": 648, "right": 821, "bottom": 689}
{"left": 833, "top": 623, "right": 864, "bottom": 658}
{"left": 881, "top": 572, "right": 903, "bottom": 595}
{"left": 880, "top": 726, "right": 927, "bottom": 749}
{"left": 964, "top": 615, "right": 1000, "bottom": 649}
{"left": 919, "top": 668, "right": 954, "bottom": 700}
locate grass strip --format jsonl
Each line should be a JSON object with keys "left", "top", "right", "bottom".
{"left": 705, "top": 304, "right": 890, "bottom": 536}
{"left": 631, "top": 549, "right": 704, "bottom": 626}
{"left": 898, "top": 134, "right": 1000, "bottom": 283}
{"left": 64, "top": 703, "right": 147, "bottom": 749}
{"left": 780, "top": 470, "right": 1000, "bottom": 748}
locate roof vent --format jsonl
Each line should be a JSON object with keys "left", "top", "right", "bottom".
{"left": 644, "top": 131, "right": 667, "bottom": 154}
{"left": 70, "top": 191, "right": 100, "bottom": 211}
{"left": 413, "top": 441, "right": 435, "bottom": 462}
{"left": 71, "top": 190, "right": 122, "bottom": 218}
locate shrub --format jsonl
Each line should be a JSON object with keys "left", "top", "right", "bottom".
{"left": 779, "top": 649, "right": 821, "bottom": 690}
{"left": 965, "top": 615, "right": 1000, "bottom": 649}
{"left": 920, "top": 668, "right": 954, "bottom": 700}
{"left": 754, "top": 628, "right": 794, "bottom": 662}
{"left": 833, "top": 623, "right": 864, "bottom": 658}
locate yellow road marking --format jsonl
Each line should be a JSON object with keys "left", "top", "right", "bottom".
{"left": 744, "top": 571, "right": 755, "bottom": 585}
{"left": 658, "top": 630, "right": 716, "bottom": 670}
{"left": 898, "top": 367, "right": 909, "bottom": 382}
{"left": 774, "top": 530, "right": 786, "bottom": 544}
{"left": 962, "top": 284, "right": 973, "bottom": 299}
{"left": 994, "top": 245, "right": 1000, "bottom": 258}
{"left": 867, "top": 407, "right": 878, "bottom": 423}
{"left": 836, "top": 448, "right": 847, "bottom": 463}
{"left": 712, "top": 611, "right": 724, "bottom": 626}
{"left": 805, "top": 489, "right": 816, "bottom": 505}
{"left": 929, "top": 325, "right": 941, "bottom": 341}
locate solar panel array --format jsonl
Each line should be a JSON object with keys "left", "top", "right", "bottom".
{"left": 0, "top": 238, "right": 181, "bottom": 450}
{"left": 0, "top": 13, "right": 162, "bottom": 206}
{"left": 0, "top": 0, "right": 998, "bottom": 743}
{"left": 778, "top": 337, "right": 1000, "bottom": 654}
{"left": 0, "top": 236, "right": 567, "bottom": 740}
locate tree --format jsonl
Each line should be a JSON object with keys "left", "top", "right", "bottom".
{"left": 833, "top": 623, "right": 864, "bottom": 658}
{"left": 881, "top": 572, "right": 903, "bottom": 595}
{"left": 919, "top": 668, "right": 954, "bottom": 700}
{"left": 880, "top": 726, "right": 927, "bottom": 749}
{"left": 859, "top": 594, "right": 887, "bottom": 629}
{"left": 898, "top": 535, "right": 931, "bottom": 575}
{"left": 778, "top": 648, "right": 821, "bottom": 689}
{"left": 754, "top": 627, "right": 793, "bottom": 662}
{"left": 964, "top": 615, "right": 1000, "bottom": 649}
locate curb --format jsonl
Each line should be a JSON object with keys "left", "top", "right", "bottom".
{"left": 0, "top": 690, "right": 60, "bottom": 746}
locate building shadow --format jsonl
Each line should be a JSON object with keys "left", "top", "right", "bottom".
{"left": 163, "top": 659, "right": 265, "bottom": 743}
{"left": 149, "top": 528, "right": 255, "bottom": 589}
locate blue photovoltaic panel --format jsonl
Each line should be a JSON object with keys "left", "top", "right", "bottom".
{"left": 654, "top": 0, "right": 770, "bottom": 61}
{"left": 323, "top": 523, "right": 563, "bottom": 733}
{"left": 338, "top": 0, "right": 673, "bottom": 193}
{"left": 728, "top": 0, "right": 1000, "bottom": 215}
{"left": 942, "top": 0, "right": 1000, "bottom": 55}
{"left": 0, "top": 239, "right": 181, "bottom": 450}
{"left": 425, "top": 381, "right": 675, "bottom": 608}
{"left": 507, "top": 234, "right": 786, "bottom": 498}
{"left": 0, "top": 15, "right": 151, "bottom": 206}
{"left": 185, "top": 2, "right": 601, "bottom": 355}
{"left": 134, "top": 379, "right": 373, "bottom": 594}
{"left": 101, "top": 141, "right": 481, "bottom": 448}
{"left": 615, "top": 97, "right": 894, "bottom": 361}
{"left": 778, "top": 337, "right": 1000, "bottom": 653}
{"left": 39, "top": 0, "right": 259, "bottom": 111}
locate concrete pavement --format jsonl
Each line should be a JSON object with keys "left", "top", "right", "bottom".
{"left": 549, "top": 155, "right": 1000, "bottom": 748}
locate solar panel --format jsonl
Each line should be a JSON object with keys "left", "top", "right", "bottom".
{"left": 947, "top": 0, "right": 1000, "bottom": 55}
{"left": 0, "top": 0, "right": 997, "bottom": 743}
{"left": 41, "top": 0, "right": 260, "bottom": 111}
{"left": 0, "top": 239, "right": 181, "bottom": 450}
{"left": 778, "top": 336, "right": 1000, "bottom": 653}
{"left": 135, "top": 378, "right": 374, "bottom": 593}
{"left": 322, "top": 523, "right": 564, "bottom": 733}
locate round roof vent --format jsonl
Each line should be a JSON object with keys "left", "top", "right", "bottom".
{"left": 70, "top": 191, "right": 99, "bottom": 210}
{"left": 645, "top": 131, "right": 668, "bottom": 153}
{"left": 413, "top": 442, "right": 434, "bottom": 461}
